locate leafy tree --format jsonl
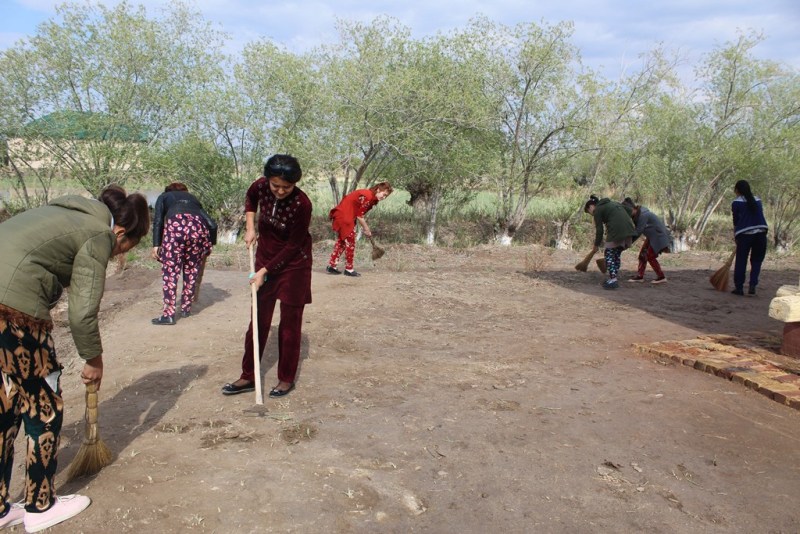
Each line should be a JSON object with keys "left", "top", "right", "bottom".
{"left": 459, "top": 18, "right": 589, "bottom": 245}
{"left": 386, "top": 34, "right": 496, "bottom": 244}
{"left": 0, "top": 1, "right": 226, "bottom": 197}
{"left": 751, "top": 71, "right": 800, "bottom": 251}
{"left": 308, "top": 17, "right": 412, "bottom": 205}
{"left": 641, "top": 31, "right": 789, "bottom": 250}
{"left": 219, "top": 40, "right": 319, "bottom": 181}
{"left": 144, "top": 136, "right": 243, "bottom": 243}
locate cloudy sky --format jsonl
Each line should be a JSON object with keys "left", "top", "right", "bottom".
{"left": 2, "top": 0, "right": 799, "bottom": 83}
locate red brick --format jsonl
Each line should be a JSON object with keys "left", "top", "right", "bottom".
{"left": 781, "top": 322, "right": 800, "bottom": 359}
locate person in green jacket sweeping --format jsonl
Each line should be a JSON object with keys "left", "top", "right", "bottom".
{"left": 583, "top": 195, "right": 637, "bottom": 290}
{"left": 0, "top": 185, "right": 149, "bottom": 532}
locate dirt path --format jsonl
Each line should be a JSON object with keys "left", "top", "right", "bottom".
{"left": 16, "top": 243, "right": 800, "bottom": 533}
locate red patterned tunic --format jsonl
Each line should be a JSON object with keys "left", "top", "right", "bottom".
{"left": 245, "top": 177, "right": 312, "bottom": 305}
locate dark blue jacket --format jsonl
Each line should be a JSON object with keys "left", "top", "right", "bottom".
{"left": 152, "top": 191, "right": 217, "bottom": 246}
{"left": 732, "top": 196, "right": 768, "bottom": 237}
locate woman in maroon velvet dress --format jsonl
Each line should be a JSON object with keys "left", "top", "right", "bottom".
{"left": 222, "top": 154, "right": 311, "bottom": 398}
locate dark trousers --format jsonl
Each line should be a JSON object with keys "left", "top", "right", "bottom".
{"left": 240, "top": 293, "right": 304, "bottom": 384}
{"left": 0, "top": 319, "right": 62, "bottom": 513}
{"left": 604, "top": 246, "right": 623, "bottom": 279}
{"left": 734, "top": 231, "right": 768, "bottom": 290}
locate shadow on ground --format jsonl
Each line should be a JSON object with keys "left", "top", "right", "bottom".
{"left": 524, "top": 266, "right": 799, "bottom": 336}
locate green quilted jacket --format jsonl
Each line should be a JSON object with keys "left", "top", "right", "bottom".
{"left": 0, "top": 196, "right": 116, "bottom": 360}
{"left": 593, "top": 198, "right": 636, "bottom": 247}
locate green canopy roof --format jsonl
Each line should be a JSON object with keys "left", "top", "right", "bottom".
{"left": 23, "top": 111, "right": 149, "bottom": 143}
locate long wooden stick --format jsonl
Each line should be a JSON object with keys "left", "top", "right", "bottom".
{"left": 249, "top": 244, "right": 264, "bottom": 405}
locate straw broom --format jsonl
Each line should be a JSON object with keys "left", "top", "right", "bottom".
{"left": 249, "top": 244, "right": 264, "bottom": 405}
{"left": 595, "top": 257, "right": 607, "bottom": 273}
{"left": 575, "top": 248, "right": 597, "bottom": 272}
{"left": 368, "top": 236, "right": 385, "bottom": 260}
{"left": 66, "top": 382, "right": 112, "bottom": 481}
{"left": 710, "top": 250, "right": 736, "bottom": 291}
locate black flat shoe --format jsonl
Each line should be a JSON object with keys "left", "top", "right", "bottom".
{"left": 221, "top": 381, "right": 255, "bottom": 395}
{"left": 343, "top": 270, "right": 361, "bottom": 277}
{"left": 731, "top": 288, "right": 744, "bottom": 296}
{"left": 326, "top": 266, "right": 342, "bottom": 275}
{"left": 181, "top": 311, "right": 191, "bottom": 318}
{"left": 269, "top": 383, "right": 295, "bottom": 398}
{"left": 152, "top": 315, "right": 175, "bottom": 325}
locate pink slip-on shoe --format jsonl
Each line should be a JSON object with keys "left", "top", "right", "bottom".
{"left": 23, "top": 495, "right": 91, "bottom": 533}
{"left": 0, "top": 502, "right": 24, "bottom": 529}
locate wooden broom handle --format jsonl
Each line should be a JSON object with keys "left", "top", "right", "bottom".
{"left": 249, "top": 244, "right": 264, "bottom": 405}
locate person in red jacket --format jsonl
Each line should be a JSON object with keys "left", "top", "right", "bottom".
{"left": 327, "top": 182, "right": 393, "bottom": 277}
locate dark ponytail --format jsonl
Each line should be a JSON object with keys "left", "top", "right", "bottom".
{"left": 584, "top": 194, "right": 599, "bottom": 213}
{"left": 98, "top": 185, "right": 150, "bottom": 244}
{"left": 734, "top": 180, "right": 758, "bottom": 213}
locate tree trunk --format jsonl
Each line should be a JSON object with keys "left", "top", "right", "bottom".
{"left": 494, "top": 220, "right": 516, "bottom": 246}
{"left": 670, "top": 229, "right": 700, "bottom": 253}
{"left": 407, "top": 180, "right": 434, "bottom": 217}
{"left": 554, "top": 220, "right": 572, "bottom": 250}
{"left": 425, "top": 189, "right": 441, "bottom": 246}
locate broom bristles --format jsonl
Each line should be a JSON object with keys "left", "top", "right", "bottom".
{"left": 710, "top": 251, "right": 736, "bottom": 291}
{"left": 575, "top": 249, "right": 595, "bottom": 272}
{"left": 66, "top": 440, "right": 112, "bottom": 481}
{"left": 595, "top": 258, "right": 607, "bottom": 273}
{"left": 66, "top": 383, "right": 112, "bottom": 481}
{"left": 369, "top": 237, "right": 385, "bottom": 260}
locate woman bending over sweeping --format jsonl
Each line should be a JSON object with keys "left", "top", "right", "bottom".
{"left": 150, "top": 182, "right": 217, "bottom": 325}
{"left": 583, "top": 195, "right": 637, "bottom": 290}
{"left": 0, "top": 185, "right": 149, "bottom": 532}
{"left": 327, "top": 182, "right": 393, "bottom": 277}
{"left": 622, "top": 197, "right": 672, "bottom": 285}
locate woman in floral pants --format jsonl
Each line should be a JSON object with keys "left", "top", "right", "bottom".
{"left": 151, "top": 183, "right": 216, "bottom": 325}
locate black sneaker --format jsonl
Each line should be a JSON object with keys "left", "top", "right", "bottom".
{"left": 326, "top": 266, "right": 342, "bottom": 275}
{"left": 731, "top": 288, "right": 744, "bottom": 296}
{"left": 343, "top": 270, "right": 361, "bottom": 277}
{"left": 180, "top": 311, "right": 191, "bottom": 318}
{"left": 152, "top": 315, "right": 175, "bottom": 325}
{"left": 748, "top": 285, "right": 756, "bottom": 295}
{"left": 602, "top": 279, "right": 619, "bottom": 290}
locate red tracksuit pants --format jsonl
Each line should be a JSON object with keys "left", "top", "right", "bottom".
{"left": 636, "top": 239, "right": 665, "bottom": 278}
{"left": 328, "top": 229, "right": 356, "bottom": 271}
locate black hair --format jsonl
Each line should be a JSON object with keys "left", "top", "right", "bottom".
{"left": 98, "top": 184, "right": 150, "bottom": 243}
{"left": 583, "top": 194, "right": 599, "bottom": 214}
{"left": 264, "top": 154, "right": 302, "bottom": 184}
{"left": 734, "top": 180, "right": 758, "bottom": 213}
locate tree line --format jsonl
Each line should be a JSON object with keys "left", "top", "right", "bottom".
{"left": 1, "top": 1, "right": 798, "bottom": 250}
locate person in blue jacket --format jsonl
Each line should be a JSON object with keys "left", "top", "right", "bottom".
{"left": 731, "top": 180, "right": 769, "bottom": 296}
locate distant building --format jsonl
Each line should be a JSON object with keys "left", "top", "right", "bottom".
{"left": 4, "top": 110, "right": 149, "bottom": 170}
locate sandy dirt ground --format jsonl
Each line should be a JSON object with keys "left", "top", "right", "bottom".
{"left": 8, "top": 242, "right": 800, "bottom": 533}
